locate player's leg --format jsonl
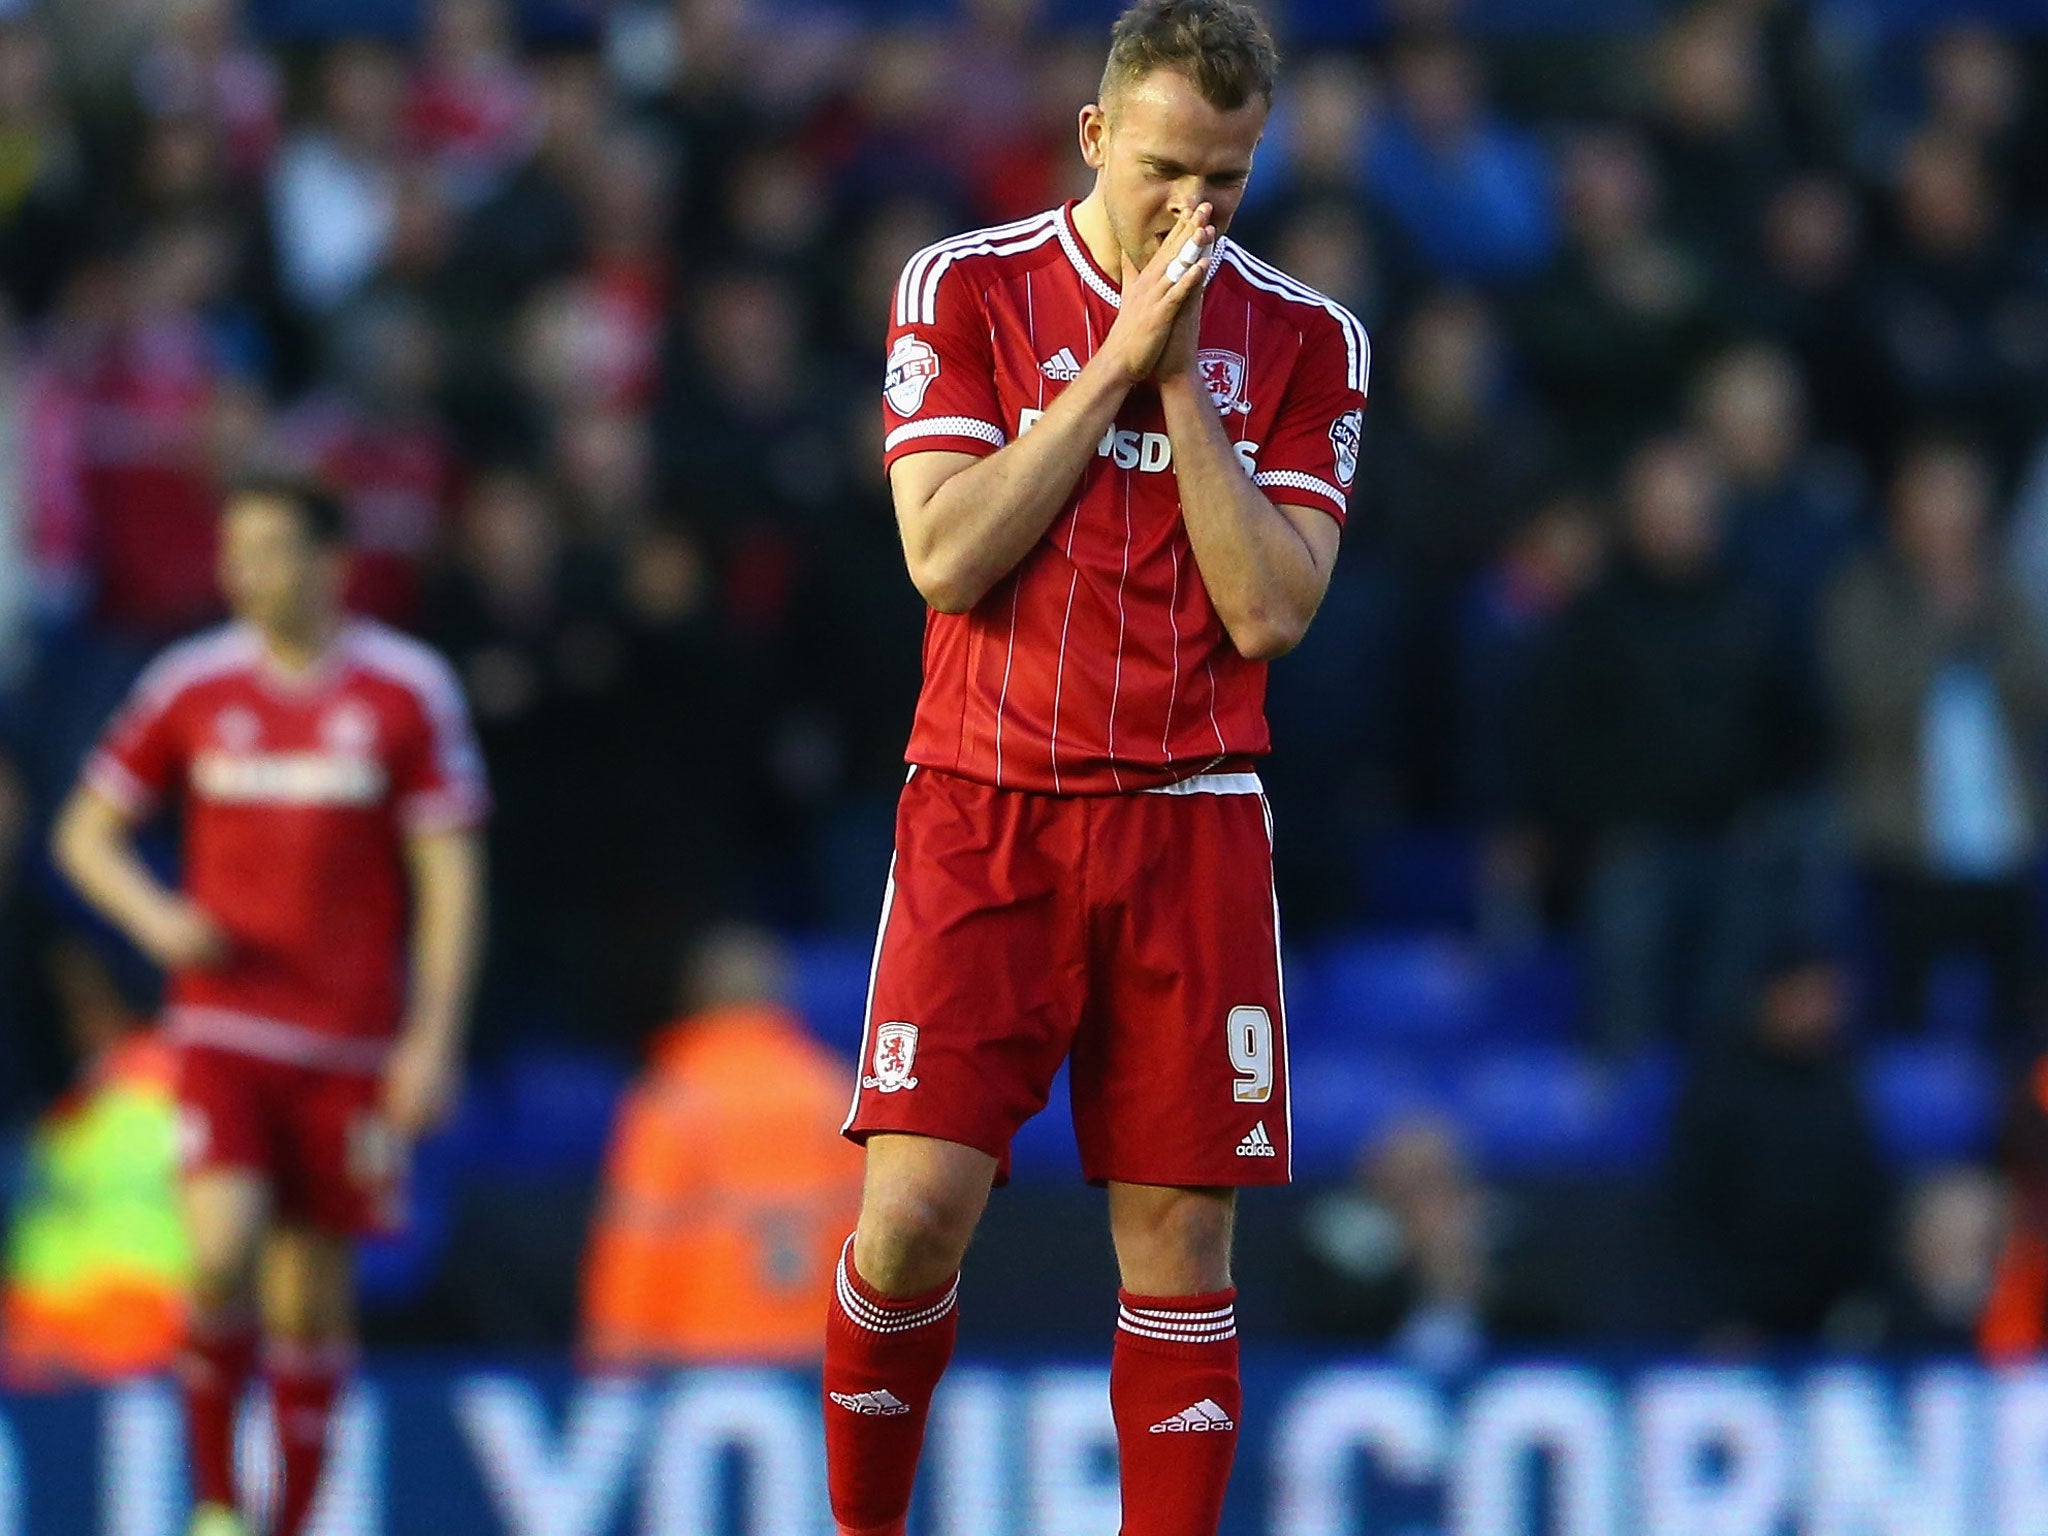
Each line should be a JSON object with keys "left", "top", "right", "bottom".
{"left": 1105, "top": 1183, "right": 1242, "bottom": 1536}
{"left": 176, "top": 1047, "right": 278, "bottom": 1535}
{"left": 827, "top": 1132, "right": 996, "bottom": 1536}
{"left": 260, "top": 1068, "right": 393, "bottom": 1536}
{"left": 258, "top": 1225, "right": 355, "bottom": 1536}
{"left": 829, "top": 771, "right": 1086, "bottom": 1536}
{"left": 180, "top": 1170, "right": 269, "bottom": 1535}
{"left": 1072, "top": 785, "right": 1290, "bottom": 1536}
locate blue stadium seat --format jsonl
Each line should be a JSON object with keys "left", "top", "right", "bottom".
{"left": 1358, "top": 830, "right": 1482, "bottom": 931}
{"left": 1312, "top": 937, "right": 1486, "bottom": 1045}
{"left": 1478, "top": 943, "right": 1582, "bottom": 1043}
{"left": 477, "top": 1047, "right": 631, "bottom": 1177}
{"left": 1861, "top": 1040, "right": 1998, "bottom": 1165}
{"left": 791, "top": 935, "right": 877, "bottom": 1057}
{"left": 1454, "top": 1045, "right": 1678, "bottom": 1175}
{"left": 1286, "top": 1048, "right": 1448, "bottom": 1176}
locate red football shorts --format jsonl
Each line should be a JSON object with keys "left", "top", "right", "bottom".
{"left": 843, "top": 766, "right": 1291, "bottom": 1185}
{"left": 176, "top": 1045, "right": 405, "bottom": 1235}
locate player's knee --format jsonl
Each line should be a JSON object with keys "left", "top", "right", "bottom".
{"left": 1112, "top": 1188, "right": 1234, "bottom": 1292}
{"left": 856, "top": 1185, "right": 979, "bottom": 1293}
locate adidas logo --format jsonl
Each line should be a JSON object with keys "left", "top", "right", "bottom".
{"left": 1150, "top": 1398, "right": 1236, "bottom": 1433}
{"left": 1236, "top": 1121, "right": 1277, "bottom": 1158}
{"left": 830, "top": 1389, "right": 911, "bottom": 1416}
{"left": 1039, "top": 347, "right": 1082, "bottom": 382}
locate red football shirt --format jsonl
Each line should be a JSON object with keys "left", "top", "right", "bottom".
{"left": 881, "top": 201, "right": 1370, "bottom": 794}
{"left": 85, "top": 620, "right": 489, "bottom": 1071}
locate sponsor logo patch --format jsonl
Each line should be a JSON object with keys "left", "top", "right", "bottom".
{"left": 884, "top": 334, "right": 941, "bottom": 415}
{"left": 1329, "top": 408, "right": 1362, "bottom": 487}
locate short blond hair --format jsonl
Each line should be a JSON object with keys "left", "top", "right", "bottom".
{"left": 1100, "top": 0, "right": 1280, "bottom": 113}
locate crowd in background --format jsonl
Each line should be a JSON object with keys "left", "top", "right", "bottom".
{"left": 1, "top": 0, "right": 2047, "bottom": 1351}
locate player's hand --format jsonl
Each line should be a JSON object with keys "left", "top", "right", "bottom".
{"left": 1104, "top": 202, "right": 1217, "bottom": 386}
{"left": 382, "top": 1031, "right": 462, "bottom": 1141}
{"left": 135, "top": 896, "right": 230, "bottom": 971}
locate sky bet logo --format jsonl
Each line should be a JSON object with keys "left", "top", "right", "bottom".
{"left": 1017, "top": 408, "right": 1257, "bottom": 475}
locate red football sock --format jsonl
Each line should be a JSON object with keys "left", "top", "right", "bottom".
{"left": 267, "top": 1341, "right": 348, "bottom": 1536}
{"left": 822, "top": 1235, "right": 961, "bottom": 1536}
{"left": 179, "top": 1311, "right": 256, "bottom": 1512}
{"left": 1111, "top": 1288, "right": 1242, "bottom": 1536}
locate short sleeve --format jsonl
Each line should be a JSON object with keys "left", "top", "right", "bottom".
{"left": 84, "top": 663, "right": 191, "bottom": 820}
{"left": 388, "top": 655, "right": 490, "bottom": 834}
{"left": 1250, "top": 303, "right": 1370, "bottom": 526}
{"left": 881, "top": 246, "right": 1009, "bottom": 472}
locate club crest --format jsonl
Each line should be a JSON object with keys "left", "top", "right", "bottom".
{"left": 863, "top": 1022, "right": 921, "bottom": 1093}
{"left": 1197, "top": 350, "right": 1248, "bottom": 415}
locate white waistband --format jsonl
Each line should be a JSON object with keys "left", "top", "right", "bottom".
{"left": 165, "top": 1007, "right": 391, "bottom": 1074}
{"left": 1144, "top": 771, "right": 1265, "bottom": 796}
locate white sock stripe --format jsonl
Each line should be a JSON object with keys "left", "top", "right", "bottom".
{"left": 1119, "top": 1309, "right": 1237, "bottom": 1336}
{"left": 834, "top": 1252, "right": 960, "bottom": 1334}
{"left": 1119, "top": 1318, "right": 1238, "bottom": 1344}
{"left": 836, "top": 1269, "right": 958, "bottom": 1327}
{"left": 837, "top": 1275, "right": 959, "bottom": 1334}
{"left": 1124, "top": 1303, "right": 1236, "bottom": 1322}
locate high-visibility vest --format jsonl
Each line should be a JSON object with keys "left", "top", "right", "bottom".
{"left": 2, "top": 1036, "right": 191, "bottom": 1386}
{"left": 581, "top": 1006, "right": 864, "bottom": 1366}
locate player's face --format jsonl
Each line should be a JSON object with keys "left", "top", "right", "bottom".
{"left": 218, "top": 497, "right": 342, "bottom": 636}
{"left": 1083, "top": 67, "right": 1266, "bottom": 269}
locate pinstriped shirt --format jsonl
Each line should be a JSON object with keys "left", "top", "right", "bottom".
{"left": 881, "top": 201, "right": 1370, "bottom": 795}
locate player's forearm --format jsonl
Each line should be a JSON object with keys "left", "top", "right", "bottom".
{"left": 51, "top": 794, "right": 178, "bottom": 943}
{"left": 403, "top": 831, "right": 485, "bottom": 1052}
{"left": 901, "top": 360, "right": 1134, "bottom": 612}
{"left": 1160, "top": 374, "right": 1330, "bottom": 661}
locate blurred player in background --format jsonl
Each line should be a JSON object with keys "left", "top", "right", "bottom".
{"left": 829, "top": 2, "right": 1367, "bottom": 1533}
{"left": 51, "top": 480, "right": 488, "bottom": 1536}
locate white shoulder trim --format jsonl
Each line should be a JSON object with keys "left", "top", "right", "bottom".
{"left": 127, "top": 624, "right": 259, "bottom": 714}
{"left": 895, "top": 210, "right": 1063, "bottom": 327}
{"left": 344, "top": 622, "right": 467, "bottom": 717}
{"left": 1218, "top": 244, "right": 1372, "bottom": 398}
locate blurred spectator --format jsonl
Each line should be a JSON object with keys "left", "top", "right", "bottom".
{"left": 581, "top": 925, "right": 861, "bottom": 1365}
{"left": 1645, "top": 5, "right": 1787, "bottom": 274}
{"left": 1918, "top": 27, "right": 2043, "bottom": 224}
{"left": 0, "top": 941, "right": 189, "bottom": 1388}
{"left": 1457, "top": 492, "right": 1606, "bottom": 935}
{"left": 1377, "top": 289, "right": 1549, "bottom": 579}
{"left": 1668, "top": 946, "right": 1890, "bottom": 1344}
{"left": 1862, "top": 130, "right": 2048, "bottom": 460}
{"left": 1531, "top": 436, "right": 1788, "bottom": 1046}
{"left": 1690, "top": 343, "right": 1861, "bottom": 666}
{"left": 130, "top": 0, "right": 282, "bottom": 182}
{"left": 1874, "top": 1164, "right": 2002, "bottom": 1351}
{"left": 277, "top": 293, "right": 456, "bottom": 622}
{"left": 76, "top": 220, "right": 259, "bottom": 640}
{"left": 1741, "top": 173, "right": 1879, "bottom": 457}
{"left": 425, "top": 469, "right": 632, "bottom": 1045}
{"left": 1518, "top": 128, "right": 1724, "bottom": 474}
{"left": 1242, "top": 52, "right": 1375, "bottom": 219}
{"left": 1822, "top": 438, "right": 2048, "bottom": 1049}
{"left": 404, "top": 0, "right": 538, "bottom": 209}
{"left": 0, "top": 18, "right": 93, "bottom": 321}
{"left": 1367, "top": 37, "right": 1554, "bottom": 287}
{"left": 1289, "top": 1113, "right": 1555, "bottom": 1371}
{"left": 269, "top": 40, "right": 405, "bottom": 316}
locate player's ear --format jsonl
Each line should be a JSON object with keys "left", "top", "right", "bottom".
{"left": 1079, "top": 102, "right": 1109, "bottom": 170}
